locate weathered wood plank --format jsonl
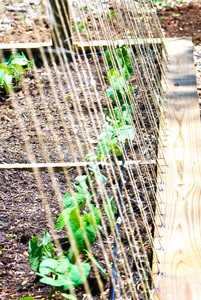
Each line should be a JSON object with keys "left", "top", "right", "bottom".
{"left": 0, "top": 42, "right": 52, "bottom": 50}
{"left": 153, "top": 38, "right": 201, "bottom": 299}
{"left": 0, "top": 160, "right": 156, "bottom": 172}
{"left": 73, "top": 38, "right": 164, "bottom": 51}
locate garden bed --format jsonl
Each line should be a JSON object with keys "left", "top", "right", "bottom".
{"left": 0, "top": 47, "right": 160, "bottom": 299}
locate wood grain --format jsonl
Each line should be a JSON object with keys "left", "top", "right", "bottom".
{"left": 153, "top": 38, "right": 201, "bottom": 299}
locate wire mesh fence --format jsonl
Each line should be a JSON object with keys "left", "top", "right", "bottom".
{"left": 0, "top": 0, "right": 168, "bottom": 299}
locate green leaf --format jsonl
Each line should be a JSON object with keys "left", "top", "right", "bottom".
{"left": 90, "top": 204, "right": 101, "bottom": 226}
{"left": 29, "top": 233, "right": 53, "bottom": 272}
{"left": 68, "top": 263, "right": 91, "bottom": 286}
{"left": 85, "top": 152, "right": 97, "bottom": 161}
{"left": 69, "top": 208, "right": 81, "bottom": 227}
{"left": 11, "top": 63, "right": 25, "bottom": 74}
{"left": 113, "top": 107, "right": 131, "bottom": 125}
{"left": 0, "top": 64, "right": 13, "bottom": 75}
{"left": 102, "top": 123, "right": 116, "bottom": 137}
{"left": 75, "top": 175, "right": 89, "bottom": 190}
{"left": 10, "top": 56, "right": 29, "bottom": 66}
{"left": 97, "top": 136, "right": 111, "bottom": 156}
{"left": 39, "top": 258, "right": 59, "bottom": 275}
{"left": 104, "top": 49, "right": 113, "bottom": 67}
{"left": 63, "top": 192, "right": 86, "bottom": 209}
{"left": 57, "top": 257, "right": 72, "bottom": 274}
{"left": 112, "top": 142, "right": 122, "bottom": 156}
{"left": 42, "top": 231, "right": 52, "bottom": 245}
{"left": 118, "top": 125, "right": 135, "bottom": 141}
{"left": 0, "top": 69, "right": 4, "bottom": 85}
{"left": 68, "top": 220, "right": 96, "bottom": 253}
{"left": 103, "top": 197, "right": 115, "bottom": 226}
{"left": 56, "top": 207, "right": 74, "bottom": 229}
{"left": 73, "top": 184, "right": 91, "bottom": 200}
{"left": 85, "top": 250, "right": 108, "bottom": 280}
{"left": 40, "top": 275, "right": 72, "bottom": 287}
{"left": 84, "top": 222, "right": 97, "bottom": 246}
{"left": 88, "top": 163, "right": 108, "bottom": 183}
{"left": 63, "top": 192, "right": 74, "bottom": 208}
{"left": 61, "top": 294, "right": 78, "bottom": 300}
{"left": 4, "top": 75, "right": 12, "bottom": 94}
{"left": 105, "top": 87, "right": 115, "bottom": 101}
{"left": 29, "top": 236, "right": 43, "bottom": 272}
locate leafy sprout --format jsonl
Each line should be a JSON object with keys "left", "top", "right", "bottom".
{"left": 0, "top": 52, "right": 30, "bottom": 94}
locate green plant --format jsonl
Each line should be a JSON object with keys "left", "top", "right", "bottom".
{"left": 96, "top": 113, "right": 135, "bottom": 160}
{"left": 105, "top": 46, "right": 134, "bottom": 79}
{"left": 55, "top": 175, "right": 102, "bottom": 262}
{"left": 106, "top": 11, "right": 116, "bottom": 20}
{"left": 72, "top": 23, "right": 87, "bottom": 36}
{"left": 28, "top": 174, "right": 109, "bottom": 298}
{"left": 0, "top": 52, "right": 30, "bottom": 94}
{"left": 106, "top": 72, "right": 133, "bottom": 105}
{"left": 29, "top": 230, "right": 91, "bottom": 299}
{"left": 27, "top": 45, "right": 136, "bottom": 299}
{"left": 105, "top": 47, "right": 134, "bottom": 105}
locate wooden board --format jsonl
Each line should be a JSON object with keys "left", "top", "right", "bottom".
{"left": 0, "top": 160, "right": 156, "bottom": 172}
{"left": 73, "top": 38, "right": 165, "bottom": 51}
{"left": 153, "top": 38, "right": 201, "bottom": 299}
{"left": 0, "top": 42, "right": 52, "bottom": 50}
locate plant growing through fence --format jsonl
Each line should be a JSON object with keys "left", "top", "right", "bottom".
{"left": 28, "top": 174, "right": 109, "bottom": 299}
{"left": 0, "top": 52, "right": 30, "bottom": 94}
{"left": 26, "top": 45, "right": 136, "bottom": 299}
{"left": 105, "top": 46, "right": 134, "bottom": 106}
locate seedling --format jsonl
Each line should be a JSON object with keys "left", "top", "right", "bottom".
{"left": 105, "top": 46, "right": 134, "bottom": 79}
{"left": 29, "top": 230, "right": 91, "bottom": 299}
{"left": 105, "top": 47, "right": 134, "bottom": 105}
{"left": 73, "top": 23, "right": 87, "bottom": 36}
{"left": 96, "top": 114, "right": 135, "bottom": 159}
{"left": 55, "top": 176, "right": 102, "bottom": 262}
{"left": 106, "top": 11, "right": 116, "bottom": 21}
{"left": 0, "top": 52, "right": 30, "bottom": 94}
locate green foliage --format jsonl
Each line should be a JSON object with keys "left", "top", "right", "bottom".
{"left": 29, "top": 230, "right": 91, "bottom": 292}
{"left": 152, "top": 0, "right": 183, "bottom": 7}
{"left": 106, "top": 73, "right": 133, "bottom": 105}
{"left": 0, "top": 52, "right": 30, "bottom": 94}
{"left": 55, "top": 177, "right": 104, "bottom": 264}
{"left": 73, "top": 23, "right": 87, "bottom": 35}
{"left": 105, "top": 46, "right": 134, "bottom": 105}
{"left": 27, "top": 45, "right": 136, "bottom": 299}
{"left": 85, "top": 250, "right": 108, "bottom": 281}
{"left": 29, "top": 231, "right": 54, "bottom": 272}
{"left": 88, "top": 163, "right": 108, "bottom": 183}
{"left": 103, "top": 197, "right": 115, "bottom": 226}
{"left": 38, "top": 257, "right": 90, "bottom": 289}
{"left": 105, "top": 46, "right": 134, "bottom": 79}
{"left": 96, "top": 114, "right": 135, "bottom": 158}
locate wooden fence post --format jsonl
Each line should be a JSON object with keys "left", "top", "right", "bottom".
{"left": 48, "top": 0, "right": 72, "bottom": 49}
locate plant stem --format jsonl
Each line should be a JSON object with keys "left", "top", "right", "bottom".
{"left": 50, "top": 285, "right": 54, "bottom": 300}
